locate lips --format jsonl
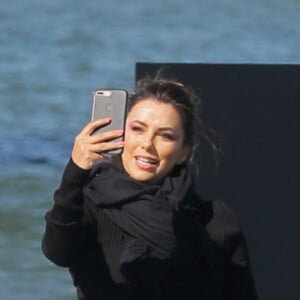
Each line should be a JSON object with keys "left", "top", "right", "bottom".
{"left": 135, "top": 156, "right": 158, "bottom": 170}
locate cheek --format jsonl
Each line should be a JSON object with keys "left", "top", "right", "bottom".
{"left": 157, "top": 142, "right": 182, "bottom": 161}
{"left": 123, "top": 131, "right": 137, "bottom": 151}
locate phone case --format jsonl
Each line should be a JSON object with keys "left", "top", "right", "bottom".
{"left": 91, "top": 89, "right": 128, "bottom": 155}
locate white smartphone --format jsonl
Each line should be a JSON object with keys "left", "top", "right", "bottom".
{"left": 91, "top": 89, "right": 128, "bottom": 155}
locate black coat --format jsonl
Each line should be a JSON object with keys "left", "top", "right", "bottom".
{"left": 42, "top": 159, "right": 258, "bottom": 300}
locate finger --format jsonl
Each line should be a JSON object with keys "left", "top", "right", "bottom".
{"left": 90, "top": 129, "right": 124, "bottom": 144}
{"left": 90, "top": 140, "right": 124, "bottom": 153}
{"left": 81, "top": 118, "right": 112, "bottom": 136}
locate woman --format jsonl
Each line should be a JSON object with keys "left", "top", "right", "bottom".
{"left": 42, "top": 77, "right": 258, "bottom": 300}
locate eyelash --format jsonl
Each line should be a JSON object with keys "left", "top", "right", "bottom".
{"left": 131, "top": 125, "right": 142, "bottom": 132}
{"left": 161, "top": 133, "right": 175, "bottom": 141}
{"left": 130, "top": 125, "right": 175, "bottom": 141}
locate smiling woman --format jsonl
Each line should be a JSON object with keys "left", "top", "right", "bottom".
{"left": 41, "top": 76, "right": 258, "bottom": 300}
{"left": 121, "top": 99, "right": 188, "bottom": 185}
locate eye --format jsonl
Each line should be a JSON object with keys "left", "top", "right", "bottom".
{"left": 130, "top": 125, "right": 143, "bottom": 132}
{"left": 161, "top": 132, "right": 176, "bottom": 141}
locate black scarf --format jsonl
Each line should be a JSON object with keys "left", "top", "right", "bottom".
{"left": 83, "top": 156, "right": 198, "bottom": 282}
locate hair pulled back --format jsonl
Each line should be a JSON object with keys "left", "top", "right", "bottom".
{"left": 129, "top": 75, "right": 222, "bottom": 173}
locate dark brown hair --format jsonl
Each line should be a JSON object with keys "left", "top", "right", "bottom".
{"left": 129, "top": 75, "right": 223, "bottom": 173}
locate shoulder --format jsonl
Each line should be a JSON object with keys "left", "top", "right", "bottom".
{"left": 205, "top": 199, "right": 252, "bottom": 267}
{"left": 192, "top": 196, "right": 258, "bottom": 297}
{"left": 209, "top": 199, "right": 241, "bottom": 237}
{"left": 209, "top": 199, "right": 242, "bottom": 243}
{"left": 192, "top": 195, "right": 243, "bottom": 250}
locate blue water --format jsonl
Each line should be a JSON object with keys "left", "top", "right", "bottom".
{"left": 0, "top": 0, "right": 299, "bottom": 299}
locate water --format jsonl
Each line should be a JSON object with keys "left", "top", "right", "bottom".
{"left": 0, "top": 0, "right": 299, "bottom": 299}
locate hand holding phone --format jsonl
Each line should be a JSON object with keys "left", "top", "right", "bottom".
{"left": 91, "top": 89, "right": 128, "bottom": 155}
{"left": 71, "top": 89, "right": 128, "bottom": 170}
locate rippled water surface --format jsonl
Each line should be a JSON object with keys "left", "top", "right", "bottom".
{"left": 1, "top": 0, "right": 299, "bottom": 299}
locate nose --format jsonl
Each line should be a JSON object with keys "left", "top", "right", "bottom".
{"left": 140, "top": 133, "right": 155, "bottom": 151}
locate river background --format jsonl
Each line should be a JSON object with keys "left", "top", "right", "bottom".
{"left": 0, "top": 0, "right": 299, "bottom": 299}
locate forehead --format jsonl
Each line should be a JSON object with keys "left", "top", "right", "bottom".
{"left": 127, "top": 99, "right": 183, "bottom": 128}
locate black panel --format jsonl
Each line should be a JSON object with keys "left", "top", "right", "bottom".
{"left": 136, "top": 63, "right": 300, "bottom": 300}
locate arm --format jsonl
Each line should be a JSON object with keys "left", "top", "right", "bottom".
{"left": 223, "top": 232, "right": 258, "bottom": 300}
{"left": 42, "top": 119, "right": 125, "bottom": 267}
{"left": 212, "top": 200, "right": 258, "bottom": 300}
{"left": 41, "top": 159, "right": 93, "bottom": 267}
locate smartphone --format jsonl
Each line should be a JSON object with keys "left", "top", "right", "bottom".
{"left": 91, "top": 89, "right": 128, "bottom": 155}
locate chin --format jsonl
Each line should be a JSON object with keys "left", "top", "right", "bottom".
{"left": 131, "top": 172, "right": 156, "bottom": 184}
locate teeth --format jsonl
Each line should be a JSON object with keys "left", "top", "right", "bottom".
{"left": 137, "top": 157, "right": 156, "bottom": 164}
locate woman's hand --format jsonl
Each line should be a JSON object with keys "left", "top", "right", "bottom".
{"left": 71, "top": 118, "right": 124, "bottom": 170}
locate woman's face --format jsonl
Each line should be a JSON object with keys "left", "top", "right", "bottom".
{"left": 121, "top": 99, "right": 188, "bottom": 185}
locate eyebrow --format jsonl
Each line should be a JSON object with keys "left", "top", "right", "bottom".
{"left": 130, "top": 120, "right": 177, "bottom": 133}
